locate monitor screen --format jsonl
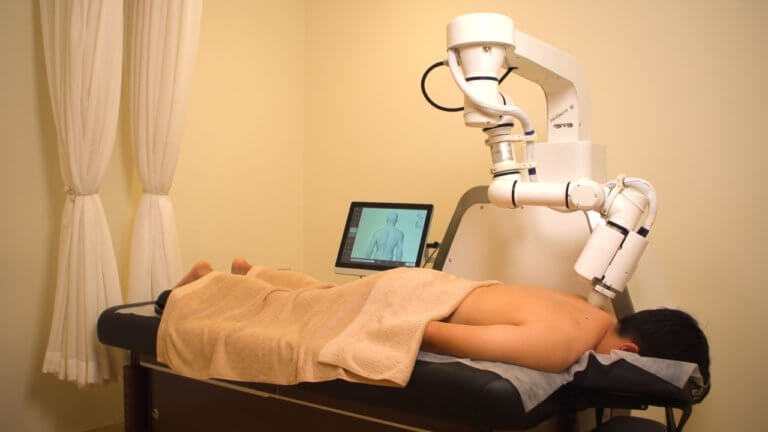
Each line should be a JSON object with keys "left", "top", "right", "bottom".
{"left": 334, "top": 202, "right": 433, "bottom": 276}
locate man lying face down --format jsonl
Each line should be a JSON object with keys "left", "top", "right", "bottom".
{"left": 168, "top": 258, "right": 710, "bottom": 385}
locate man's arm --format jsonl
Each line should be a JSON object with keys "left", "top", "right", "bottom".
{"left": 394, "top": 230, "right": 404, "bottom": 261}
{"left": 365, "top": 235, "right": 377, "bottom": 258}
{"left": 422, "top": 321, "right": 580, "bottom": 373}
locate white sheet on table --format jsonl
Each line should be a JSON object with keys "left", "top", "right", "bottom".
{"left": 417, "top": 350, "right": 702, "bottom": 412}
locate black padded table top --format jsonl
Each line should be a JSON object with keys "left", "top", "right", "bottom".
{"left": 98, "top": 302, "right": 703, "bottom": 431}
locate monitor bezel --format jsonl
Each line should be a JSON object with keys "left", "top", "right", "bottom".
{"left": 334, "top": 201, "right": 434, "bottom": 276}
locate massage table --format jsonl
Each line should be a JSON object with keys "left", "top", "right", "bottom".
{"left": 97, "top": 186, "right": 708, "bottom": 431}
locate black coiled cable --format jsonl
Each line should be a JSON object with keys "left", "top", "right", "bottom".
{"left": 420, "top": 60, "right": 516, "bottom": 112}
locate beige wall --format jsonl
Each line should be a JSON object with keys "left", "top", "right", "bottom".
{"left": 176, "top": 0, "right": 305, "bottom": 272}
{"left": 2, "top": 0, "right": 766, "bottom": 430}
{"left": 304, "top": 0, "right": 768, "bottom": 430}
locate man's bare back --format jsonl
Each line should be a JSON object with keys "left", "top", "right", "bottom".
{"left": 369, "top": 226, "right": 404, "bottom": 260}
{"left": 365, "top": 213, "right": 405, "bottom": 261}
{"left": 422, "top": 284, "right": 617, "bottom": 372}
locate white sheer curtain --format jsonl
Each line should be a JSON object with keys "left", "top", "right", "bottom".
{"left": 40, "top": 0, "right": 123, "bottom": 385}
{"left": 126, "top": 0, "right": 203, "bottom": 302}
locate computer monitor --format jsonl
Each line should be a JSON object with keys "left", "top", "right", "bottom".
{"left": 334, "top": 202, "right": 434, "bottom": 276}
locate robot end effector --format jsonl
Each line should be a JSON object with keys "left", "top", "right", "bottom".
{"left": 574, "top": 178, "right": 655, "bottom": 305}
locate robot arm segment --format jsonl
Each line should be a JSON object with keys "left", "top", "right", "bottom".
{"left": 444, "top": 13, "right": 591, "bottom": 143}
{"left": 488, "top": 175, "right": 606, "bottom": 211}
{"left": 446, "top": 49, "right": 535, "bottom": 135}
{"left": 489, "top": 174, "right": 656, "bottom": 306}
{"left": 444, "top": 13, "right": 536, "bottom": 135}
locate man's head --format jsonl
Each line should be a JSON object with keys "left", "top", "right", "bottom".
{"left": 614, "top": 308, "right": 710, "bottom": 384}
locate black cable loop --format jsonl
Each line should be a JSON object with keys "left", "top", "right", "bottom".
{"left": 420, "top": 61, "right": 463, "bottom": 112}
{"left": 420, "top": 61, "right": 518, "bottom": 113}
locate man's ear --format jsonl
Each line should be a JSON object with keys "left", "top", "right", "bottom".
{"left": 619, "top": 342, "right": 639, "bottom": 353}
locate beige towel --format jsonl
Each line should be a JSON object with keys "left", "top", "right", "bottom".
{"left": 157, "top": 267, "right": 497, "bottom": 387}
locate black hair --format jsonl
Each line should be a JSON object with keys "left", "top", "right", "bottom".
{"left": 617, "top": 308, "right": 710, "bottom": 384}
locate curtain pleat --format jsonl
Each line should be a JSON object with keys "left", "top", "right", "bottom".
{"left": 127, "top": 0, "right": 202, "bottom": 302}
{"left": 40, "top": 0, "right": 123, "bottom": 386}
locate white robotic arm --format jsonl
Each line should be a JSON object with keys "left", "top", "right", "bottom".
{"left": 423, "top": 13, "right": 658, "bottom": 306}
{"left": 488, "top": 173, "right": 656, "bottom": 306}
